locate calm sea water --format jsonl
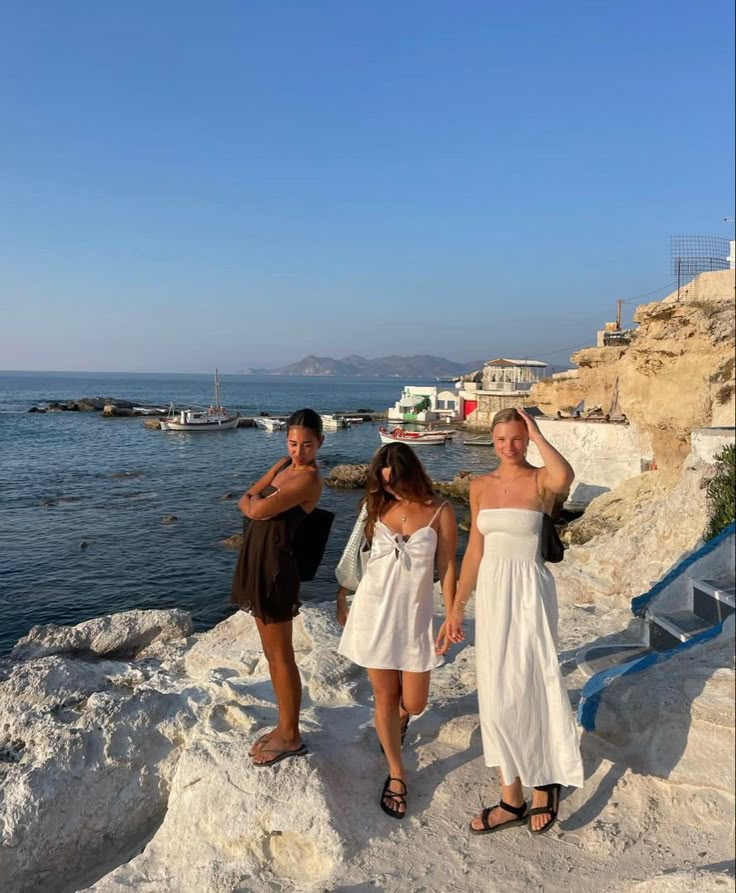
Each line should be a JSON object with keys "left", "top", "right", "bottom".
{"left": 0, "top": 371, "right": 497, "bottom": 654}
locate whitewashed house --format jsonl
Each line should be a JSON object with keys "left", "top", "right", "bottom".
{"left": 387, "top": 385, "right": 463, "bottom": 423}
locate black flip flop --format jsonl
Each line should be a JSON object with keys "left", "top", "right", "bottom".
{"left": 528, "top": 784, "right": 561, "bottom": 835}
{"left": 252, "top": 743, "right": 309, "bottom": 767}
{"left": 469, "top": 800, "right": 529, "bottom": 835}
{"left": 380, "top": 775, "right": 407, "bottom": 820}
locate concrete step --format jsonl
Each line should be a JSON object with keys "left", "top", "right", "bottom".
{"left": 648, "top": 609, "right": 713, "bottom": 652}
{"left": 576, "top": 639, "right": 653, "bottom": 678}
{"left": 692, "top": 577, "right": 736, "bottom": 624}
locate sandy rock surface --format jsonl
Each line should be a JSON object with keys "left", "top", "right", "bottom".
{"left": 1, "top": 589, "right": 733, "bottom": 893}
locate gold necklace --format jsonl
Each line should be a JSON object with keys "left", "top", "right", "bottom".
{"left": 497, "top": 471, "right": 527, "bottom": 495}
{"left": 393, "top": 499, "right": 409, "bottom": 523}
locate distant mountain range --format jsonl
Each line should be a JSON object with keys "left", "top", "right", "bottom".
{"left": 242, "top": 354, "right": 485, "bottom": 379}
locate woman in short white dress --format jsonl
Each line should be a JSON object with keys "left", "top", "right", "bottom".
{"left": 338, "top": 443, "right": 458, "bottom": 819}
{"left": 448, "top": 407, "right": 584, "bottom": 835}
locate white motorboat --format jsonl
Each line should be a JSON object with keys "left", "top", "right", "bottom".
{"left": 160, "top": 370, "right": 240, "bottom": 431}
{"left": 378, "top": 426, "right": 454, "bottom": 445}
{"left": 320, "top": 414, "right": 350, "bottom": 430}
{"left": 254, "top": 417, "right": 287, "bottom": 432}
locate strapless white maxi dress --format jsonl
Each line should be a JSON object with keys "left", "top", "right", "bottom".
{"left": 475, "top": 508, "right": 583, "bottom": 788}
{"left": 338, "top": 514, "right": 444, "bottom": 673}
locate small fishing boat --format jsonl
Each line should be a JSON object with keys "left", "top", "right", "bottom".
{"left": 320, "top": 414, "right": 350, "bottom": 430}
{"left": 464, "top": 436, "right": 494, "bottom": 447}
{"left": 160, "top": 370, "right": 240, "bottom": 431}
{"left": 254, "top": 417, "right": 287, "bottom": 432}
{"left": 378, "top": 426, "right": 454, "bottom": 445}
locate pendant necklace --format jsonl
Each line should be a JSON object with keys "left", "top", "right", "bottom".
{"left": 498, "top": 471, "right": 526, "bottom": 496}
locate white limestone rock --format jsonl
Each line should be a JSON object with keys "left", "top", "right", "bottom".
{"left": 10, "top": 608, "right": 193, "bottom": 661}
{"left": 82, "top": 732, "right": 344, "bottom": 893}
{"left": 553, "top": 453, "right": 713, "bottom": 605}
{"left": 0, "top": 651, "right": 202, "bottom": 893}
{"left": 593, "top": 633, "right": 736, "bottom": 798}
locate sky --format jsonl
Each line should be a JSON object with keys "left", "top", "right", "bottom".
{"left": 0, "top": 0, "right": 734, "bottom": 373}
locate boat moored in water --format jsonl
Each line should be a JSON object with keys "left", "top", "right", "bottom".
{"left": 254, "top": 417, "right": 287, "bottom": 432}
{"left": 320, "top": 414, "right": 350, "bottom": 430}
{"left": 378, "top": 426, "right": 454, "bottom": 445}
{"left": 159, "top": 370, "right": 240, "bottom": 431}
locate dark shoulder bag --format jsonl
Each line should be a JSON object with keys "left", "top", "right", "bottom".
{"left": 535, "top": 471, "right": 565, "bottom": 563}
{"left": 292, "top": 507, "right": 335, "bottom": 581}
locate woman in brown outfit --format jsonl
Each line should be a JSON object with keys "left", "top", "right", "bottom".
{"left": 231, "top": 408, "right": 324, "bottom": 766}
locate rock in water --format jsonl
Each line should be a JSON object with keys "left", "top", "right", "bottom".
{"left": 11, "top": 609, "right": 193, "bottom": 660}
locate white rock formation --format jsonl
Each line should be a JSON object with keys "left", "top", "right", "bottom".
{"left": 1, "top": 597, "right": 733, "bottom": 893}
{"left": 10, "top": 608, "right": 193, "bottom": 660}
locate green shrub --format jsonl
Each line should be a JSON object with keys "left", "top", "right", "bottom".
{"left": 704, "top": 443, "right": 736, "bottom": 541}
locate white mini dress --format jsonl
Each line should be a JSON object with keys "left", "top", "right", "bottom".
{"left": 338, "top": 504, "right": 446, "bottom": 673}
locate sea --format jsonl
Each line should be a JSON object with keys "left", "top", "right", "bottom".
{"left": 0, "top": 371, "right": 498, "bottom": 655}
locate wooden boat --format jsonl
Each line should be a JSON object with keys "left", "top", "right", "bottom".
{"left": 159, "top": 370, "right": 240, "bottom": 431}
{"left": 378, "top": 426, "right": 454, "bottom": 445}
{"left": 464, "top": 437, "right": 494, "bottom": 447}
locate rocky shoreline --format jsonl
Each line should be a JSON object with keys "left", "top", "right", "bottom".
{"left": 2, "top": 452, "right": 733, "bottom": 892}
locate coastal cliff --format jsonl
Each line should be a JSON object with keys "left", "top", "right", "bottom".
{"left": 531, "top": 270, "right": 735, "bottom": 470}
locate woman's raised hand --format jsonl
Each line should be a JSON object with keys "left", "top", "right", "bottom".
{"left": 516, "top": 405, "right": 542, "bottom": 442}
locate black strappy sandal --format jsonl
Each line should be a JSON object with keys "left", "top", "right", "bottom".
{"left": 528, "top": 784, "right": 561, "bottom": 835}
{"left": 380, "top": 775, "right": 408, "bottom": 820}
{"left": 469, "top": 799, "right": 529, "bottom": 835}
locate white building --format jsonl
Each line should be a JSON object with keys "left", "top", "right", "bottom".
{"left": 387, "top": 385, "right": 463, "bottom": 423}
{"left": 480, "top": 357, "right": 548, "bottom": 391}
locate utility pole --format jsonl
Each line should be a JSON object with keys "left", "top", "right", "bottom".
{"left": 616, "top": 299, "right": 623, "bottom": 330}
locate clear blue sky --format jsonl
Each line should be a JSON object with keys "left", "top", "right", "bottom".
{"left": 1, "top": 0, "right": 733, "bottom": 373}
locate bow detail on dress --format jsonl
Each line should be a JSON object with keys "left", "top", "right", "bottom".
{"left": 372, "top": 525, "right": 421, "bottom": 572}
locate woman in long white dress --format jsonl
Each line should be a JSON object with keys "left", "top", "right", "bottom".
{"left": 448, "top": 407, "right": 583, "bottom": 835}
{"left": 338, "top": 443, "right": 457, "bottom": 819}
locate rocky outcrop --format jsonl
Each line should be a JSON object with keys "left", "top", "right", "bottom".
{"left": 553, "top": 447, "right": 717, "bottom": 605}
{"left": 1, "top": 600, "right": 733, "bottom": 892}
{"left": 531, "top": 270, "right": 735, "bottom": 470}
{"left": 433, "top": 471, "right": 475, "bottom": 502}
{"left": 325, "top": 465, "right": 475, "bottom": 500}
{"left": 324, "top": 464, "right": 370, "bottom": 489}
{"left": 10, "top": 609, "right": 192, "bottom": 661}
{"left": 561, "top": 470, "right": 673, "bottom": 546}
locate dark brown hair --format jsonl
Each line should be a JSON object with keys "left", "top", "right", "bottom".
{"left": 286, "top": 408, "right": 323, "bottom": 437}
{"left": 364, "top": 443, "right": 435, "bottom": 542}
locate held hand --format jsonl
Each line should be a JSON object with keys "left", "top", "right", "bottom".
{"left": 516, "top": 405, "right": 542, "bottom": 443}
{"left": 446, "top": 606, "right": 466, "bottom": 644}
{"left": 434, "top": 621, "right": 450, "bottom": 655}
{"left": 336, "top": 591, "right": 349, "bottom": 627}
